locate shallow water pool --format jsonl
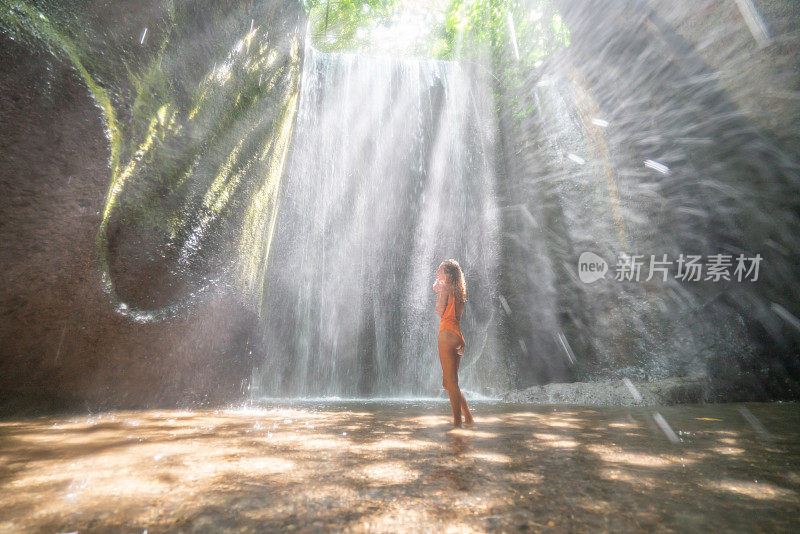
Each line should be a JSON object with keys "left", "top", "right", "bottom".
{"left": 1, "top": 401, "right": 798, "bottom": 532}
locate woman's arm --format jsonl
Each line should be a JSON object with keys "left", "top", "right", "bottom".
{"left": 436, "top": 285, "right": 449, "bottom": 317}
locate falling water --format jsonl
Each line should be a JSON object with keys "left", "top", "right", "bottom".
{"left": 249, "top": 38, "right": 506, "bottom": 398}
{"left": 2, "top": 0, "right": 798, "bottom": 410}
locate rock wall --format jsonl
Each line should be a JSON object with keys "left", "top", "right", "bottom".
{"left": 493, "top": 0, "right": 800, "bottom": 398}
{"left": 0, "top": 0, "right": 304, "bottom": 415}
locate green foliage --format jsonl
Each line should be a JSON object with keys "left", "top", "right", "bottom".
{"left": 305, "top": 0, "right": 399, "bottom": 52}
{"left": 302, "top": 0, "right": 569, "bottom": 120}
{"left": 302, "top": 0, "right": 569, "bottom": 63}
{"left": 444, "top": 0, "right": 570, "bottom": 121}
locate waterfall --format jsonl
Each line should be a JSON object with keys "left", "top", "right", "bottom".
{"left": 249, "top": 40, "right": 506, "bottom": 398}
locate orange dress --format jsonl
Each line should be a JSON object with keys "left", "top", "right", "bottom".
{"left": 439, "top": 290, "right": 465, "bottom": 356}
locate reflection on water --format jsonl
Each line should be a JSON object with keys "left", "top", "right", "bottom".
{"left": 1, "top": 402, "right": 797, "bottom": 532}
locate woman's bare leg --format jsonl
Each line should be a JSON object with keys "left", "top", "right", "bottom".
{"left": 438, "top": 332, "right": 462, "bottom": 428}
{"left": 453, "top": 339, "right": 473, "bottom": 425}
{"left": 460, "top": 390, "right": 473, "bottom": 425}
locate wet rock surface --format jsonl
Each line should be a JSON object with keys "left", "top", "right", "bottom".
{"left": 0, "top": 401, "right": 798, "bottom": 532}
{"left": 502, "top": 376, "right": 709, "bottom": 405}
{"left": 0, "top": 33, "right": 256, "bottom": 415}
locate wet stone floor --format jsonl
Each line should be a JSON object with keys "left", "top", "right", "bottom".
{"left": 0, "top": 401, "right": 798, "bottom": 533}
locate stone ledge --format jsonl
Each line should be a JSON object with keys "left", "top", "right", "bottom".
{"left": 501, "top": 375, "right": 709, "bottom": 406}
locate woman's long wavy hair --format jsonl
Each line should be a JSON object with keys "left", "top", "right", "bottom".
{"left": 441, "top": 259, "right": 467, "bottom": 303}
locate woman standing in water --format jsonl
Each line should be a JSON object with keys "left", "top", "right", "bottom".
{"left": 433, "top": 259, "right": 474, "bottom": 428}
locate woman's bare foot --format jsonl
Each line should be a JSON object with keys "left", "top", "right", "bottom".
{"left": 463, "top": 417, "right": 474, "bottom": 428}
